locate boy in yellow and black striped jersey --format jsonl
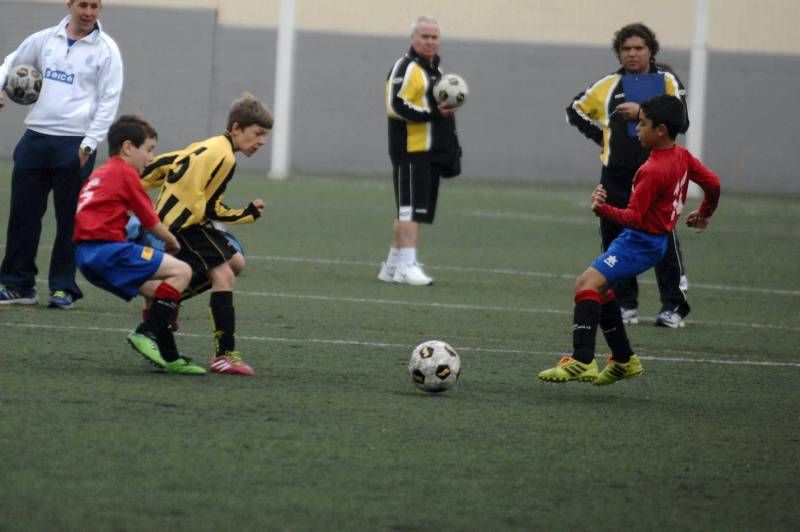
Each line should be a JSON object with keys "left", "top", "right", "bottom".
{"left": 140, "top": 92, "right": 272, "bottom": 376}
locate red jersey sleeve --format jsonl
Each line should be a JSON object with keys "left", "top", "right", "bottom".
{"left": 596, "top": 165, "right": 658, "bottom": 229}
{"left": 125, "top": 172, "right": 160, "bottom": 229}
{"left": 686, "top": 151, "right": 721, "bottom": 218}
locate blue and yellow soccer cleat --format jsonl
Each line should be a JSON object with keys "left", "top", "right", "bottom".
{"left": 48, "top": 290, "right": 74, "bottom": 309}
{"left": 594, "top": 354, "right": 645, "bottom": 386}
{"left": 538, "top": 355, "right": 598, "bottom": 383}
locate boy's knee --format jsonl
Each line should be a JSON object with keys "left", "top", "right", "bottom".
{"left": 209, "top": 263, "right": 236, "bottom": 288}
{"left": 229, "top": 253, "right": 245, "bottom": 275}
{"left": 177, "top": 261, "right": 192, "bottom": 282}
{"left": 575, "top": 268, "right": 607, "bottom": 294}
{"left": 574, "top": 274, "right": 590, "bottom": 293}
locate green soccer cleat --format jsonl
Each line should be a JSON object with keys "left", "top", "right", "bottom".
{"left": 538, "top": 355, "right": 598, "bottom": 383}
{"left": 127, "top": 331, "right": 167, "bottom": 369}
{"left": 164, "top": 356, "right": 206, "bottom": 375}
{"left": 594, "top": 354, "right": 645, "bottom": 386}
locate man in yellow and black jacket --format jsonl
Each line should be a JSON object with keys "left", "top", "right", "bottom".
{"left": 567, "top": 22, "right": 692, "bottom": 328}
{"left": 140, "top": 92, "right": 272, "bottom": 376}
{"left": 378, "top": 15, "right": 461, "bottom": 287}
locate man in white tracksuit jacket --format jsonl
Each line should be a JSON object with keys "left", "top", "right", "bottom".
{"left": 0, "top": 0, "right": 123, "bottom": 309}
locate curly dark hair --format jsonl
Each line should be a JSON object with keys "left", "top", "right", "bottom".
{"left": 613, "top": 23, "right": 660, "bottom": 60}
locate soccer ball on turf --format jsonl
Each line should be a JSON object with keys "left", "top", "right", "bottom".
{"left": 408, "top": 340, "right": 461, "bottom": 393}
{"left": 433, "top": 73, "right": 468, "bottom": 108}
{"left": 3, "top": 64, "right": 42, "bottom": 105}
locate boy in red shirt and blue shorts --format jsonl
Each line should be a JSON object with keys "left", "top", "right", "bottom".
{"left": 73, "top": 116, "right": 204, "bottom": 375}
{"left": 539, "top": 95, "right": 721, "bottom": 385}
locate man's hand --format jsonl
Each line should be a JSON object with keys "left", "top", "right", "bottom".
{"left": 437, "top": 103, "right": 457, "bottom": 118}
{"left": 685, "top": 210, "right": 710, "bottom": 233}
{"left": 0, "top": 91, "right": 5, "bottom": 110}
{"left": 613, "top": 102, "right": 640, "bottom": 120}
{"left": 78, "top": 148, "right": 90, "bottom": 168}
{"left": 591, "top": 184, "right": 607, "bottom": 213}
{"left": 252, "top": 198, "right": 265, "bottom": 212}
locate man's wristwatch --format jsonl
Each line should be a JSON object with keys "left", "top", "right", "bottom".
{"left": 81, "top": 145, "right": 94, "bottom": 156}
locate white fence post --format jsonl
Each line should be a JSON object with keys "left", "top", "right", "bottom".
{"left": 269, "top": 0, "right": 296, "bottom": 179}
{"left": 686, "top": 0, "right": 709, "bottom": 198}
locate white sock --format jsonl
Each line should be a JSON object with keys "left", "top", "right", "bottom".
{"left": 385, "top": 247, "right": 400, "bottom": 267}
{"left": 399, "top": 247, "right": 417, "bottom": 265}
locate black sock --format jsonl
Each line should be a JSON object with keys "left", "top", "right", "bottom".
{"left": 572, "top": 291, "right": 601, "bottom": 364}
{"left": 210, "top": 291, "right": 235, "bottom": 356}
{"left": 137, "top": 298, "right": 174, "bottom": 334}
{"left": 155, "top": 328, "right": 179, "bottom": 362}
{"left": 600, "top": 296, "right": 633, "bottom": 363}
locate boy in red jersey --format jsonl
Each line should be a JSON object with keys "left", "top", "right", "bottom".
{"left": 539, "top": 95, "right": 720, "bottom": 385}
{"left": 74, "top": 115, "right": 204, "bottom": 375}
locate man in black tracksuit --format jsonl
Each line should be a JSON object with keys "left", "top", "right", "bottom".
{"left": 566, "top": 23, "right": 691, "bottom": 328}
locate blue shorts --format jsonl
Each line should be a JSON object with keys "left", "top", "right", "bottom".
{"left": 126, "top": 215, "right": 245, "bottom": 255}
{"left": 591, "top": 228, "right": 667, "bottom": 284}
{"left": 76, "top": 241, "right": 164, "bottom": 301}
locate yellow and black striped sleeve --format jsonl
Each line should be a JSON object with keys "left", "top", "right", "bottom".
{"left": 566, "top": 74, "right": 619, "bottom": 147}
{"left": 208, "top": 169, "right": 261, "bottom": 226}
{"left": 386, "top": 58, "right": 435, "bottom": 123}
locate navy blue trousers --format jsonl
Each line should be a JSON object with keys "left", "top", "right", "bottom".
{"left": 0, "top": 129, "right": 96, "bottom": 299}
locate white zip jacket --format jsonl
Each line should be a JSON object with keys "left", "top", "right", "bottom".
{"left": 0, "top": 15, "right": 123, "bottom": 151}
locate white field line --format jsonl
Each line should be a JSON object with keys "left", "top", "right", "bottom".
{"left": 5, "top": 245, "right": 798, "bottom": 296}
{"left": 247, "top": 254, "right": 800, "bottom": 297}
{"left": 19, "top": 281, "right": 800, "bottom": 333}
{"left": 3, "top": 321, "right": 800, "bottom": 368}
{"left": 238, "top": 290, "right": 800, "bottom": 333}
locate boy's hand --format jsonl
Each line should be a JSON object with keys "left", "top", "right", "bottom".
{"left": 685, "top": 210, "right": 710, "bottom": 232}
{"left": 163, "top": 234, "right": 181, "bottom": 254}
{"left": 591, "top": 184, "right": 607, "bottom": 213}
{"left": 252, "top": 198, "right": 265, "bottom": 212}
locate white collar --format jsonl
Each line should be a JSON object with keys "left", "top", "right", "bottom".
{"left": 56, "top": 14, "right": 102, "bottom": 43}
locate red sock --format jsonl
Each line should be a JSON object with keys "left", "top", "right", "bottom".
{"left": 154, "top": 282, "right": 181, "bottom": 302}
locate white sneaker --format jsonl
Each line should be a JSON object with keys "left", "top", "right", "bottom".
{"left": 392, "top": 262, "right": 433, "bottom": 286}
{"left": 655, "top": 310, "right": 685, "bottom": 328}
{"left": 620, "top": 307, "right": 639, "bottom": 325}
{"left": 378, "top": 262, "right": 396, "bottom": 283}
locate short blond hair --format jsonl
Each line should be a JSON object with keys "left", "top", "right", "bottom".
{"left": 227, "top": 92, "right": 273, "bottom": 132}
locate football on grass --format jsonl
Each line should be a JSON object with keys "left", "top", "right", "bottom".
{"left": 3, "top": 64, "right": 42, "bottom": 105}
{"left": 433, "top": 73, "right": 468, "bottom": 108}
{"left": 408, "top": 340, "right": 461, "bottom": 393}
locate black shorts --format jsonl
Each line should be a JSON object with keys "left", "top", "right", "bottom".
{"left": 392, "top": 159, "right": 440, "bottom": 224}
{"left": 174, "top": 225, "right": 237, "bottom": 275}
